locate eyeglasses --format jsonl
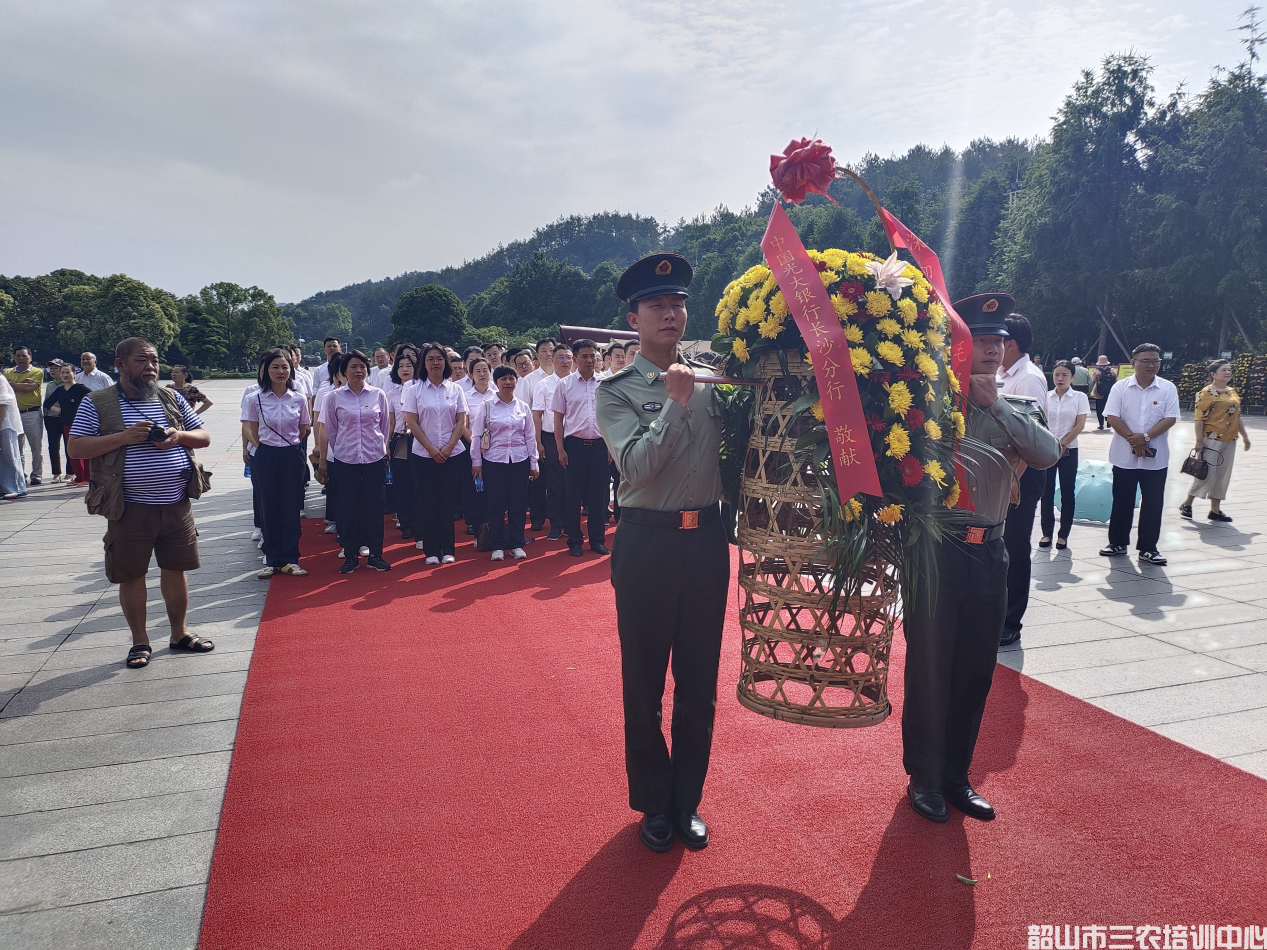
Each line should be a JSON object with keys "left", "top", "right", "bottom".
{"left": 1133, "top": 358, "right": 1161, "bottom": 366}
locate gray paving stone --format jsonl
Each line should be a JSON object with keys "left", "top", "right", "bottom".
{"left": 1149, "top": 620, "right": 1267, "bottom": 655}
{"left": 1063, "top": 589, "right": 1233, "bottom": 619}
{"left": 1002, "top": 635, "right": 1189, "bottom": 676}
{"left": 1101, "top": 601, "right": 1267, "bottom": 635}
{"left": 0, "top": 719, "right": 238, "bottom": 779}
{"left": 0, "top": 884, "right": 205, "bottom": 950}
{"left": 0, "top": 750, "right": 232, "bottom": 816}
{"left": 22, "top": 649, "right": 252, "bottom": 691}
{"left": 0, "top": 671, "right": 248, "bottom": 718}
{"left": 1223, "top": 749, "right": 1267, "bottom": 781}
{"left": 31, "top": 633, "right": 256, "bottom": 673}
{"left": 0, "top": 830, "right": 216, "bottom": 915}
{"left": 1206, "top": 642, "right": 1267, "bottom": 673}
{"left": 1152, "top": 706, "right": 1267, "bottom": 759}
{"left": 0, "top": 693, "right": 245, "bottom": 746}
{"left": 1038, "top": 653, "right": 1249, "bottom": 699}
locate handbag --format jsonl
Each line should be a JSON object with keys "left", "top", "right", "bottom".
{"left": 474, "top": 523, "right": 491, "bottom": 552}
{"left": 1180, "top": 449, "right": 1208, "bottom": 480}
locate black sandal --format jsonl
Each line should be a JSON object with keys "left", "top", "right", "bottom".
{"left": 170, "top": 634, "right": 215, "bottom": 653}
{"left": 1055, "top": 537, "right": 1068, "bottom": 550}
{"left": 126, "top": 644, "right": 152, "bottom": 668}
{"left": 1038, "top": 537, "right": 1052, "bottom": 548}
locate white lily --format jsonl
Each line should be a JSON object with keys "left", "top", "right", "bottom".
{"left": 866, "top": 251, "right": 915, "bottom": 301}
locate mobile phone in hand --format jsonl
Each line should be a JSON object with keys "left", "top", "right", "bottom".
{"left": 1144, "top": 447, "right": 1157, "bottom": 458}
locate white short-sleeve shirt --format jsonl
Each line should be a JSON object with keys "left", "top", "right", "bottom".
{"left": 402, "top": 378, "right": 469, "bottom": 459}
{"left": 1045, "top": 388, "right": 1090, "bottom": 449}
{"left": 549, "top": 372, "right": 602, "bottom": 439}
{"left": 1103, "top": 374, "right": 1181, "bottom": 470}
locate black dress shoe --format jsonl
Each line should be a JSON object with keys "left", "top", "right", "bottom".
{"left": 639, "top": 813, "right": 674, "bottom": 853}
{"left": 908, "top": 782, "right": 948, "bottom": 823}
{"left": 999, "top": 628, "right": 1021, "bottom": 647}
{"left": 591, "top": 543, "right": 611, "bottom": 555}
{"left": 547, "top": 528, "right": 563, "bottom": 541}
{"left": 674, "top": 811, "right": 709, "bottom": 849}
{"left": 530, "top": 523, "right": 544, "bottom": 531}
{"left": 944, "top": 782, "right": 995, "bottom": 821}
{"left": 568, "top": 545, "right": 583, "bottom": 557}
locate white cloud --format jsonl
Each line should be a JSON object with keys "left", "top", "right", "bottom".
{"left": 0, "top": 0, "right": 1248, "bottom": 300}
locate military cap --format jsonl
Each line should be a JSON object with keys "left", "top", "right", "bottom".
{"left": 952, "top": 293, "right": 1014, "bottom": 337}
{"left": 616, "top": 253, "right": 693, "bottom": 304}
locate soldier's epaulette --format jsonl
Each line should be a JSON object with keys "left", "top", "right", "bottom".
{"left": 1001, "top": 393, "right": 1050, "bottom": 428}
{"left": 600, "top": 364, "right": 639, "bottom": 385}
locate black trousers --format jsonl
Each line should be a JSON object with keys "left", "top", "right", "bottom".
{"left": 484, "top": 459, "right": 530, "bottom": 549}
{"left": 329, "top": 457, "right": 387, "bottom": 558}
{"left": 611, "top": 516, "right": 730, "bottom": 814}
{"left": 1109, "top": 466, "right": 1167, "bottom": 552}
{"left": 251, "top": 454, "right": 263, "bottom": 529}
{"left": 1041, "top": 449, "right": 1079, "bottom": 540}
{"left": 44, "top": 417, "right": 62, "bottom": 476}
{"left": 542, "top": 434, "right": 565, "bottom": 528}
{"left": 255, "top": 444, "right": 306, "bottom": 567}
{"left": 609, "top": 461, "right": 622, "bottom": 522}
{"left": 453, "top": 449, "right": 477, "bottom": 527}
{"left": 1003, "top": 466, "right": 1046, "bottom": 636}
{"left": 902, "top": 536, "right": 1008, "bottom": 788}
{"left": 390, "top": 452, "right": 415, "bottom": 535}
{"left": 1094, "top": 397, "right": 1108, "bottom": 428}
{"left": 411, "top": 453, "right": 461, "bottom": 558}
{"left": 528, "top": 451, "right": 547, "bottom": 528}
{"left": 563, "top": 436, "right": 609, "bottom": 546}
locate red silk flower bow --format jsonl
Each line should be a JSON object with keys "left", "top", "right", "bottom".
{"left": 769, "top": 138, "right": 838, "bottom": 204}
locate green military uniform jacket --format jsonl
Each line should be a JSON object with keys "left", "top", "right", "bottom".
{"left": 960, "top": 394, "right": 1062, "bottom": 526}
{"left": 594, "top": 353, "right": 723, "bottom": 512}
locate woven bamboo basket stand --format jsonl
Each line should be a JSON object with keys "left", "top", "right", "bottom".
{"left": 735, "top": 351, "right": 896, "bottom": 728}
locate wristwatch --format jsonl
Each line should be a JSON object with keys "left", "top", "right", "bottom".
{"left": 1143, "top": 433, "right": 1151, "bottom": 443}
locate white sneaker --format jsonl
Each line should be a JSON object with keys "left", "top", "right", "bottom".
{"left": 491, "top": 550, "right": 505, "bottom": 561}
{"left": 425, "top": 556, "right": 440, "bottom": 565}
{"left": 251, "top": 527, "right": 263, "bottom": 541}
{"left": 277, "top": 563, "right": 308, "bottom": 576}
{"left": 338, "top": 549, "right": 345, "bottom": 558}
{"left": 358, "top": 546, "right": 370, "bottom": 557}
{"left": 257, "top": 540, "right": 263, "bottom": 550}
{"left": 510, "top": 547, "right": 527, "bottom": 560}
{"left": 324, "top": 522, "right": 338, "bottom": 534}
{"left": 257, "top": 566, "right": 275, "bottom": 579}
{"left": 441, "top": 555, "right": 456, "bottom": 564}
{"left": 416, "top": 540, "right": 426, "bottom": 550}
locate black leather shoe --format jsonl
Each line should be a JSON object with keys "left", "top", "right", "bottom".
{"left": 944, "top": 782, "right": 995, "bottom": 821}
{"left": 639, "top": 813, "right": 674, "bottom": 853}
{"left": 674, "top": 811, "right": 709, "bottom": 849}
{"left": 908, "top": 782, "right": 948, "bottom": 823}
{"left": 568, "top": 545, "right": 583, "bottom": 557}
{"left": 591, "top": 543, "right": 611, "bottom": 555}
{"left": 530, "top": 523, "right": 544, "bottom": 531}
{"left": 999, "top": 628, "right": 1021, "bottom": 647}
{"left": 547, "top": 528, "right": 563, "bottom": 541}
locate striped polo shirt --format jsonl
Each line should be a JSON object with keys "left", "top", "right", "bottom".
{"left": 71, "top": 390, "right": 205, "bottom": 504}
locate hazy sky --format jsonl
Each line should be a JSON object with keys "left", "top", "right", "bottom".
{"left": 0, "top": 1, "right": 1250, "bottom": 302}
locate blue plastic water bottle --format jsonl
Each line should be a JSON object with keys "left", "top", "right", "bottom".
{"left": 244, "top": 462, "right": 251, "bottom": 479}
{"left": 474, "top": 476, "right": 484, "bottom": 492}
{"left": 385, "top": 464, "right": 393, "bottom": 486}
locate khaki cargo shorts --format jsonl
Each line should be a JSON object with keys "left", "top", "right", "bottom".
{"left": 103, "top": 499, "right": 201, "bottom": 584}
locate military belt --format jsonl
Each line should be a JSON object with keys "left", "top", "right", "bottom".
{"left": 620, "top": 503, "right": 721, "bottom": 530}
{"left": 950, "top": 523, "right": 1006, "bottom": 545}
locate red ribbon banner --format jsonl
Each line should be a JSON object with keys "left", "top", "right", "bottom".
{"left": 761, "top": 204, "right": 882, "bottom": 500}
{"left": 876, "top": 207, "right": 975, "bottom": 511}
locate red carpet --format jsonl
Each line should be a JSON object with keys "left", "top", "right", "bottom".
{"left": 200, "top": 518, "right": 1267, "bottom": 949}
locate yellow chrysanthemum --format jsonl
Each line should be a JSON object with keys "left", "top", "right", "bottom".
{"left": 875, "top": 341, "right": 905, "bottom": 367}
{"left": 950, "top": 411, "right": 965, "bottom": 440}
{"left": 810, "top": 400, "right": 824, "bottom": 422}
{"left": 943, "top": 480, "right": 961, "bottom": 508}
{"left": 884, "top": 424, "right": 910, "bottom": 460}
{"left": 912, "top": 282, "right": 930, "bottom": 303}
{"left": 926, "top": 329, "right": 945, "bottom": 349}
{"left": 948, "top": 369, "right": 961, "bottom": 394}
{"left": 822, "top": 249, "right": 848, "bottom": 270}
{"left": 876, "top": 318, "right": 901, "bottom": 338}
{"left": 804, "top": 349, "right": 814, "bottom": 366}
{"left": 927, "top": 301, "right": 947, "bottom": 329}
{"left": 726, "top": 283, "right": 743, "bottom": 308}
{"left": 769, "top": 291, "right": 789, "bottom": 319}
{"left": 760, "top": 274, "right": 779, "bottom": 297}
{"left": 832, "top": 295, "right": 859, "bottom": 320}
{"left": 923, "top": 459, "right": 949, "bottom": 487}
{"left": 819, "top": 269, "right": 837, "bottom": 287}
{"left": 739, "top": 265, "right": 768, "bottom": 287}
{"left": 901, "top": 264, "right": 921, "bottom": 280}
{"left": 897, "top": 298, "right": 919, "bottom": 326}
{"left": 886, "top": 381, "right": 913, "bottom": 417}
{"left": 844, "top": 323, "right": 864, "bottom": 344}
{"left": 924, "top": 419, "right": 943, "bottom": 441}
{"left": 842, "top": 497, "right": 864, "bottom": 522}
{"left": 732, "top": 339, "right": 749, "bottom": 363}
{"left": 845, "top": 255, "right": 870, "bottom": 277}
{"left": 717, "top": 310, "right": 733, "bottom": 335}
{"left": 876, "top": 503, "right": 904, "bottom": 525}
{"left": 900, "top": 328, "right": 925, "bottom": 350}
{"left": 865, "top": 290, "right": 892, "bottom": 317}
{"left": 915, "top": 352, "right": 939, "bottom": 381}
{"left": 758, "top": 316, "right": 783, "bottom": 339}
{"left": 851, "top": 348, "right": 872, "bottom": 376}
{"left": 735, "top": 301, "right": 764, "bottom": 331}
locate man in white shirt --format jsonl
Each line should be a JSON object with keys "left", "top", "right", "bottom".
{"left": 995, "top": 313, "right": 1051, "bottom": 646}
{"left": 1101, "top": 343, "right": 1180, "bottom": 565}
{"left": 551, "top": 340, "right": 608, "bottom": 556}
{"left": 521, "top": 338, "right": 555, "bottom": 405}
{"left": 533, "top": 344, "right": 570, "bottom": 540}
{"left": 76, "top": 352, "right": 114, "bottom": 391}
{"left": 369, "top": 347, "right": 392, "bottom": 388}
{"left": 311, "top": 338, "right": 342, "bottom": 391}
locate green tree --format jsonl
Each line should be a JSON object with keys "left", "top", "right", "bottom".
{"left": 96, "top": 274, "right": 180, "bottom": 357}
{"left": 392, "top": 285, "right": 469, "bottom": 346}
{"left": 180, "top": 295, "right": 229, "bottom": 368}
{"left": 466, "top": 252, "right": 594, "bottom": 331}
{"left": 199, "top": 282, "right": 293, "bottom": 369}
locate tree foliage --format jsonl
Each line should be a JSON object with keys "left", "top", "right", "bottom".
{"left": 392, "top": 285, "right": 469, "bottom": 346}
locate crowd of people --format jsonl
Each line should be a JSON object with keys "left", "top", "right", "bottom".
{"left": 239, "top": 335, "right": 644, "bottom": 577}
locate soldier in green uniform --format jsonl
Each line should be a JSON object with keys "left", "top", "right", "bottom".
{"left": 903, "top": 293, "right": 1061, "bottom": 824}
{"left": 595, "top": 253, "right": 730, "bottom": 854}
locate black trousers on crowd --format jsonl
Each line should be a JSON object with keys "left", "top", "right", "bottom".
{"left": 329, "top": 457, "right": 387, "bottom": 559}
{"left": 452, "top": 449, "right": 477, "bottom": 527}
{"left": 542, "top": 434, "right": 565, "bottom": 528}
{"left": 254, "top": 443, "right": 306, "bottom": 567}
{"left": 411, "top": 453, "right": 461, "bottom": 558}
{"left": 390, "top": 451, "right": 415, "bottom": 536}
{"left": 1109, "top": 466, "right": 1167, "bottom": 552}
{"left": 612, "top": 514, "right": 730, "bottom": 815}
{"left": 563, "top": 436, "right": 609, "bottom": 546}
{"left": 1094, "top": 398, "right": 1107, "bottom": 428}
{"left": 44, "top": 417, "right": 62, "bottom": 477}
{"left": 528, "top": 455, "right": 547, "bottom": 528}
{"left": 484, "top": 459, "right": 530, "bottom": 550}
{"left": 1003, "top": 466, "right": 1046, "bottom": 637}
{"left": 902, "top": 536, "right": 1009, "bottom": 788}
{"left": 1041, "top": 449, "right": 1079, "bottom": 540}
{"left": 251, "top": 454, "right": 263, "bottom": 529}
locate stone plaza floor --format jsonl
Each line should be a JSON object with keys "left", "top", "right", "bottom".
{"left": 0, "top": 380, "right": 1265, "bottom": 947}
